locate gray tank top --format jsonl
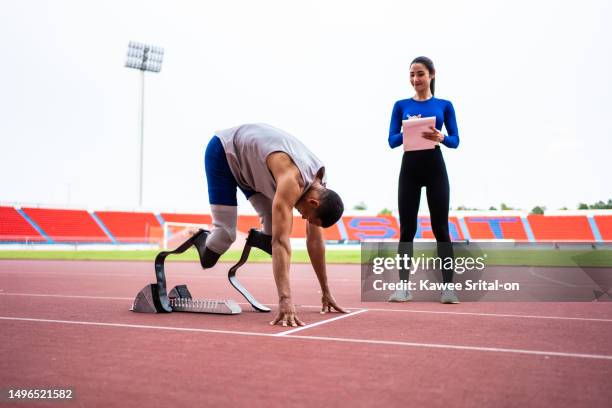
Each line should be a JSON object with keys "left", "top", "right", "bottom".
{"left": 215, "top": 123, "right": 326, "bottom": 200}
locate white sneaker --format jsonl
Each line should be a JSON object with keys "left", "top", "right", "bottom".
{"left": 441, "top": 289, "right": 460, "bottom": 304}
{"left": 388, "top": 289, "right": 412, "bottom": 302}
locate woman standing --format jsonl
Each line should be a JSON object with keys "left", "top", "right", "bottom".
{"left": 388, "top": 56, "right": 460, "bottom": 304}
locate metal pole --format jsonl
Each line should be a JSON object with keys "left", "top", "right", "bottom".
{"left": 126, "top": 41, "right": 162, "bottom": 207}
{"left": 138, "top": 69, "right": 145, "bottom": 207}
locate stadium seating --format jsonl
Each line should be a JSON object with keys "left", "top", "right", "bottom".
{"left": 288, "top": 216, "right": 343, "bottom": 241}
{"left": 234, "top": 214, "right": 342, "bottom": 240}
{"left": 0, "top": 206, "right": 46, "bottom": 242}
{"left": 594, "top": 215, "right": 612, "bottom": 241}
{"left": 464, "top": 216, "right": 528, "bottom": 241}
{"left": 342, "top": 215, "right": 400, "bottom": 241}
{"left": 94, "top": 211, "right": 161, "bottom": 243}
{"left": 22, "top": 207, "right": 110, "bottom": 243}
{"left": 418, "top": 216, "right": 465, "bottom": 241}
{"left": 1, "top": 205, "right": 611, "bottom": 244}
{"left": 527, "top": 215, "right": 594, "bottom": 241}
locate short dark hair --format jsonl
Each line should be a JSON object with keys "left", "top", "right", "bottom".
{"left": 315, "top": 188, "right": 344, "bottom": 228}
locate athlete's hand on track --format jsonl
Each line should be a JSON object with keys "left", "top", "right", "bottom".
{"left": 422, "top": 126, "right": 445, "bottom": 142}
{"left": 320, "top": 292, "right": 348, "bottom": 314}
{"left": 270, "top": 297, "right": 305, "bottom": 327}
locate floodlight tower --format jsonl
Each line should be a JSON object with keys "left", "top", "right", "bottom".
{"left": 125, "top": 41, "right": 164, "bottom": 207}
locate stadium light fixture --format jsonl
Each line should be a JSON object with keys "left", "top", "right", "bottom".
{"left": 124, "top": 41, "right": 164, "bottom": 207}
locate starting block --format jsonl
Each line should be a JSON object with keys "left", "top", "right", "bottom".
{"left": 130, "top": 228, "right": 272, "bottom": 315}
{"left": 131, "top": 283, "right": 241, "bottom": 314}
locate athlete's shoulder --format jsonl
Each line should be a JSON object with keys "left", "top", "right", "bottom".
{"left": 433, "top": 97, "right": 455, "bottom": 108}
{"left": 392, "top": 98, "right": 414, "bottom": 113}
{"left": 393, "top": 98, "right": 414, "bottom": 106}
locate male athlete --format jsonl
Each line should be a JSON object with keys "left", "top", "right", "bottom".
{"left": 198, "top": 123, "right": 346, "bottom": 326}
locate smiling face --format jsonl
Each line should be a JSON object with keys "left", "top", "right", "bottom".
{"left": 409, "top": 62, "right": 434, "bottom": 94}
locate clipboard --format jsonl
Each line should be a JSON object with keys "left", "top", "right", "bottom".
{"left": 402, "top": 116, "right": 438, "bottom": 151}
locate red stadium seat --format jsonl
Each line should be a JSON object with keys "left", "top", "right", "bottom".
{"left": 236, "top": 215, "right": 342, "bottom": 240}
{"left": 0, "top": 206, "right": 46, "bottom": 242}
{"left": 527, "top": 215, "right": 594, "bottom": 241}
{"left": 236, "top": 215, "right": 263, "bottom": 234}
{"left": 22, "top": 207, "right": 110, "bottom": 243}
{"left": 417, "top": 216, "right": 464, "bottom": 241}
{"left": 464, "top": 216, "right": 528, "bottom": 241}
{"left": 342, "top": 215, "right": 400, "bottom": 241}
{"left": 288, "top": 217, "right": 342, "bottom": 240}
{"left": 594, "top": 215, "right": 612, "bottom": 241}
{"left": 95, "top": 211, "right": 161, "bottom": 243}
{"left": 5, "top": 204, "right": 610, "bottom": 245}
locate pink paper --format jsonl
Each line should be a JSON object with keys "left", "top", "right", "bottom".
{"left": 402, "top": 116, "right": 438, "bottom": 151}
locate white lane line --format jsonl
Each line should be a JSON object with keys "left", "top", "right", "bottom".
{"left": 0, "top": 293, "right": 132, "bottom": 301}
{"left": 291, "top": 304, "right": 612, "bottom": 323}
{"left": 361, "top": 307, "right": 612, "bottom": 323}
{"left": 287, "top": 334, "right": 612, "bottom": 361}
{"left": 2, "top": 292, "right": 612, "bottom": 323}
{"left": 0, "top": 316, "right": 270, "bottom": 337}
{"left": 274, "top": 309, "right": 368, "bottom": 336}
{"left": 2, "top": 315, "right": 612, "bottom": 361}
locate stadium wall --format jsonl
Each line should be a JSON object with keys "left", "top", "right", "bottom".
{"left": 1, "top": 205, "right": 611, "bottom": 247}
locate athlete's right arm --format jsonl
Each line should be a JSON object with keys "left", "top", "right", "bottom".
{"left": 270, "top": 175, "right": 296, "bottom": 301}
{"left": 268, "top": 172, "right": 305, "bottom": 327}
{"left": 388, "top": 100, "right": 404, "bottom": 148}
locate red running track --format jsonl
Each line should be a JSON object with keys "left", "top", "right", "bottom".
{"left": 1, "top": 260, "right": 612, "bottom": 407}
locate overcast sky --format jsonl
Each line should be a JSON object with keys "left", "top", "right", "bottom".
{"left": 1, "top": 0, "right": 610, "bottom": 214}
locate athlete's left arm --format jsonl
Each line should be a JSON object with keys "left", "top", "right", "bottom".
{"left": 441, "top": 101, "right": 460, "bottom": 149}
{"left": 306, "top": 223, "right": 347, "bottom": 314}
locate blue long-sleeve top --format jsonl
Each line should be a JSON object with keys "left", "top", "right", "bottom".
{"left": 388, "top": 97, "right": 460, "bottom": 149}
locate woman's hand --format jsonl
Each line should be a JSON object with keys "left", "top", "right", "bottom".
{"left": 422, "top": 126, "right": 445, "bottom": 142}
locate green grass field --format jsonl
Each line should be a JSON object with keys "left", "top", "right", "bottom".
{"left": 1, "top": 248, "right": 611, "bottom": 267}
{"left": 0, "top": 248, "right": 359, "bottom": 264}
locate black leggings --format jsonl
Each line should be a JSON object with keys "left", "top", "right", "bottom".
{"left": 398, "top": 146, "right": 454, "bottom": 283}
